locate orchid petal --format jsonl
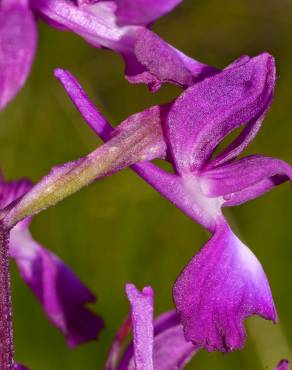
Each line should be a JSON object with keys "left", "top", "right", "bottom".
{"left": 9, "top": 223, "right": 104, "bottom": 347}
{"left": 105, "top": 316, "right": 132, "bottom": 370}
{"left": 173, "top": 221, "right": 276, "bottom": 352}
{"left": 14, "top": 364, "right": 29, "bottom": 370}
{"left": 35, "top": 2, "right": 216, "bottom": 91}
{"left": 0, "top": 0, "right": 37, "bottom": 111}
{"left": 125, "top": 28, "right": 218, "bottom": 91}
{"left": 0, "top": 176, "right": 32, "bottom": 211}
{"left": 276, "top": 360, "right": 290, "bottom": 370}
{"left": 125, "top": 284, "right": 154, "bottom": 370}
{"left": 112, "top": 0, "right": 182, "bottom": 26}
{"left": 31, "top": 0, "right": 137, "bottom": 51}
{"left": 151, "top": 312, "right": 198, "bottom": 370}
{"left": 165, "top": 53, "right": 275, "bottom": 173}
{"left": 223, "top": 175, "right": 289, "bottom": 207}
{"left": 1, "top": 175, "right": 104, "bottom": 347}
{"left": 202, "top": 155, "right": 292, "bottom": 203}
{"left": 117, "top": 298, "right": 197, "bottom": 370}
{"left": 54, "top": 68, "right": 113, "bottom": 141}
{"left": 54, "top": 68, "right": 167, "bottom": 160}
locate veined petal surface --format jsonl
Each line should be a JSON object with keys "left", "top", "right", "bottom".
{"left": 165, "top": 53, "right": 275, "bottom": 173}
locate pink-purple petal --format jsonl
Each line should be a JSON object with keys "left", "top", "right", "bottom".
{"left": 14, "top": 364, "right": 29, "bottom": 370}
{"left": 276, "top": 360, "right": 290, "bottom": 370}
{"left": 223, "top": 175, "right": 289, "bottom": 207}
{"left": 125, "top": 284, "right": 154, "bottom": 370}
{"left": 31, "top": 0, "right": 138, "bottom": 51}
{"left": 9, "top": 223, "right": 103, "bottom": 347}
{"left": 173, "top": 221, "right": 276, "bottom": 352}
{"left": 111, "top": 0, "right": 182, "bottom": 26}
{"left": 1, "top": 175, "right": 104, "bottom": 347}
{"left": 0, "top": 175, "right": 32, "bottom": 210}
{"left": 152, "top": 322, "right": 197, "bottom": 370}
{"left": 202, "top": 155, "right": 292, "bottom": 199}
{"left": 117, "top": 298, "right": 197, "bottom": 370}
{"left": 55, "top": 68, "right": 167, "bottom": 161}
{"left": 54, "top": 68, "right": 113, "bottom": 141}
{"left": 165, "top": 53, "right": 275, "bottom": 173}
{"left": 0, "top": 0, "right": 37, "bottom": 110}
{"left": 105, "top": 316, "right": 132, "bottom": 370}
{"left": 126, "top": 28, "right": 218, "bottom": 91}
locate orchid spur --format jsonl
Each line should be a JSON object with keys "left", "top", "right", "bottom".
{"left": 51, "top": 53, "right": 292, "bottom": 352}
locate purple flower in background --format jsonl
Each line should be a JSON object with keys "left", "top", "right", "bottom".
{"left": 54, "top": 53, "right": 292, "bottom": 352}
{"left": 1, "top": 0, "right": 209, "bottom": 110}
{"left": 30, "top": 0, "right": 215, "bottom": 91}
{"left": 14, "top": 364, "right": 29, "bottom": 370}
{"left": 276, "top": 360, "right": 290, "bottom": 370}
{"left": 0, "top": 0, "right": 37, "bottom": 110}
{"left": 105, "top": 283, "right": 198, "bottom": 370}
{"left": 0, "top": 172, "right": 103, "bottom": 348}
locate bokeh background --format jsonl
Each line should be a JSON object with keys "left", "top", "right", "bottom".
{"left": 0, "top": 0, "right": 292, "bottom": 368}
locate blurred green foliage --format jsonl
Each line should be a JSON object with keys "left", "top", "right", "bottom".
{"left": 0, "top": 0, "right": 292, "bottom": 368}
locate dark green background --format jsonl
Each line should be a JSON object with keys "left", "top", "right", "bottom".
{"left": 0, "top": 0, "right": 292, "bottom": 368}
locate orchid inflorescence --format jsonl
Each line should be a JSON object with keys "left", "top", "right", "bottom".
{"left": 0, "top": 0, "right": 291, "bottom": 369}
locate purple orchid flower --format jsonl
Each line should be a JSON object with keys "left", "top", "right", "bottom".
{"left": 52, "top": 53, "right": 292, "bottom": 353}
{"left": 0, "top": 0, "right": 209, "bottom": 111}
{"left": 105, "top": 283, "right": 198, "bottom": 370}
{"left": 0, "top": 172, "right": 103, "bottom": 349}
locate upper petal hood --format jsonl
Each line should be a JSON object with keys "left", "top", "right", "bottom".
{"left": 165, "top": 53, "right": 275, "bottom": 173}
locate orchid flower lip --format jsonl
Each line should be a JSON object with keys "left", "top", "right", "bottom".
{"left": 173, "top": 219, "right": 277, "bottom": 352}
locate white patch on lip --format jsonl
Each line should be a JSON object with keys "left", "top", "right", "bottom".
{"left": 182, "top": 174, "right": 224, "bottom": 223}
{"left": 231, "top": 232, "right": 262, "bottom": 277}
